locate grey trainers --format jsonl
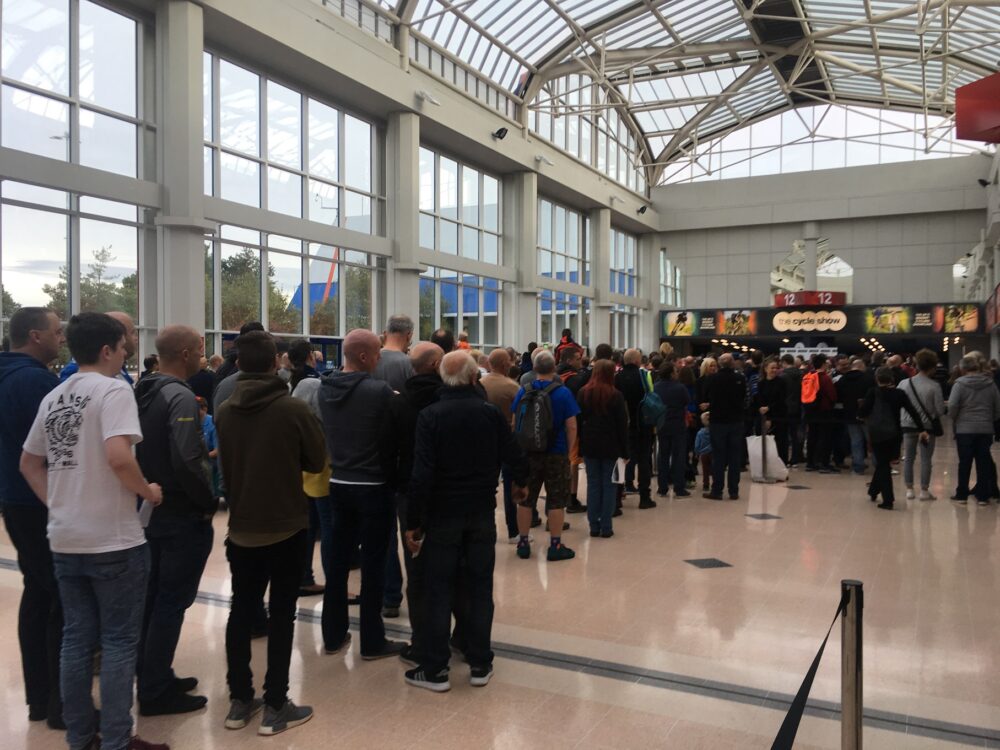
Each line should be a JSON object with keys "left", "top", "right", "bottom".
{"left": 224, "top": 697, "right": 264, "bottom": 730}
{"left": 257, "top": 700, "right": 313, "bottom": 736}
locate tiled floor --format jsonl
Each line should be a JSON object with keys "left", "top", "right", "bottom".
{"left": 4, "top": 439, "right": 1000, "bottom": 748}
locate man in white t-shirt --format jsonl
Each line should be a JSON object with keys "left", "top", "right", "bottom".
{"left": 20, "top": 312, "right": 168, "bottom": 750}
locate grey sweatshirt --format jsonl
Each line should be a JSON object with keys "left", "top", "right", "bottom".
{"left": 948, "top": 374, "right": 1000, "bottom": 435}
{"left": 897, "top": 374, "right": 946, "bottom": 431}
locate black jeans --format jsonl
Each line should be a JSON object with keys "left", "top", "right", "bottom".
{"left": 421, "top": 512, "right": 496, "bottom": 673}
{"left": 956, "top": 433, "right": 995, "bottom": 501}
{"left": 657, "top": 430, "right": 687, "bottom": 494}
{"left": 709, "top": 422, "right": 744, "bottom": 497}
{"left": 138, "top": 515, "right": 214, "bottom": 701}
{"left": 323, "top": 483, "right": 394, "bottom": 654}
{"left": 625, "top": 429, "right": 653, "bottom": 498}
{"left": 806, "top": 418, "right": 832, "bottom": 468}
{"left": 1, "top": 503, "right": 62, "bottom": 720}
{"left": 225, "top": 530, "right": 306, "bottom": 709}
{"left": 870, "top": 440, "right": 900, "bottom": 504}
{"left": 787, "top": 416, "right": 805, "bottom": 465}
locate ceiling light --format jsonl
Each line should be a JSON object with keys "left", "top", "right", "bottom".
{"left": 415, "top": 90, "right": 441, "bottom": 106}
{"left": 782, "top": 338, "right": 789, "bottom": 343}
{"left": 534, "top": 154, "right": 555, "bottom": 167}
{"left": 491, "top": 127, "right": 508, "bottom": 141}
{"left": 711, "top": 339, "right": 718, "bottom": 343}
{"left": 954, "top": 336, "right": 960, "bottom": 343}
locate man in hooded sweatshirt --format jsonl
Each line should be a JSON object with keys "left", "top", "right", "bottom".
{"left": 0, "top": 307, "right": 64, "bottom": 729}
{"left": 134, "top": 325, "right": 215, "bottom": 716}
{"left": 948, "top": 354, "right": 1000, "bottom": 505}
{"left": 319, "top": 329, "right": 405, "bottom": 661}
{"left": 215, "top": 331, "right": 326, "bottom": 736}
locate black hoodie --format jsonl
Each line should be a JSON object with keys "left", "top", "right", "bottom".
{"left": 319, "top": 370, "right": 399, "bottom": 485}
{"left": 394, "top": 373, "right": 444, "bottom": 493}
{"left": 215, "top": 374, "right": 326, "bottom": 536}
{"left": 135, "top": 373, "right": 216, "bottom": 521}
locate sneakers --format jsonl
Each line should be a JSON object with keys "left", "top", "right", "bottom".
{"left": 674, "top": 490, "right": 692, "bottom": 498}
{"left": 399, "top": 644, "right": 419, "bottom": 667}
{"left": 919, "top": 490, "right": 936, "bottom": 500}
{"left": 589, "top": 529, "right": 600, "bottom": 537}
{"left": 546, "top": 543, "right": 575, "bottom": 562}
{"left": 952, "top": 495, "right": 968, "bottom": 504}
{"left": 470, "top": 665, "right": 493, "bottom": 687}
{"left": 703, "top": 492, "right": 723, "bottom": 500}
{"left": 361, "top": 639, "right": 407, "bottom": 660}
{"left": 877, "top": 502, "right": 894, "bottom": 510}
{"left": 324, "top": 632, "right": 352, "bottom": 655}
{"left": 656, "top": 490, "right": 668, "bottom": 498}
{"left": 978, "top": 499, "right": 990, "bottom": 506}
{"left": 139, "top": 690, "right": 207, "bottom": 716}
{"left": 600, "top": 529, "right": 614, "bottom": 538}
{"left": 173, "top": 676, "right": 198, "bottom": 693}
{"left": 516, "top": 542, "right": 531, "bottom": 559}
{"left": 565, "top": 499, "right": 587, "bottom": 514}
{"left": 905, "top": 488, "right": 915, "bottom": 500}
{"left": 624, "top": 483, "right": 638, "bottom": 494}
{"left": 382, "top": 605, "right": 400, "bottom": 618}
{"left": 258, "top": 700, "right": 313, "bottom": 736}
{"left": 126, "top": 737, "right": 170, "bottom": 750}
{"left": 404, "top": 667, "right": 451, "bottom": 693}
{"left": 637, "top": 499, "right": 657, "bottom": 509}
{"left": 225, "top": 697, "right": 264, "bottom": 730}
{"left": 507, "top": 533, "right": 532, "bottom": 545}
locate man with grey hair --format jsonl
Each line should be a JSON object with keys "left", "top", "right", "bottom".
{"left": 511, "top": 349, "right": 578, "bottom": 561}
{"left": 403, "top": 351, "right": 527, "bottom": 691}
{"left": 949, "top": 354, "right": 1000, "bottom": 505}
{"left": 373, "top": 314, "right": 415, "bottom": 391}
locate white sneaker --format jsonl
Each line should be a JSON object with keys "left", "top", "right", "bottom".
{"left": 905, "top": 488, "right": 915, "bottom": 500}
{"left": 919, "top": 490, "right": 936, "bottom": 500}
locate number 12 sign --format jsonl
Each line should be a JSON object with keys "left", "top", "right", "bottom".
{"left": 774, "top": 291, "right": 846, "bottom": 308}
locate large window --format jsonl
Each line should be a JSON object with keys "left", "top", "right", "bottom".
{"left": 661, "top": 104, "right": 987, "bottom": 185}
{"left": 1, "top": 180, "right": 143, "bottom": 362}
{"left": 418, "top": 147, "right": 501, "bottom": 264}
{"left": 659, "top": 250, "right": 682, "bottom": 306}
{"left": 610, "top": 227, "right": 637, "bottom": 297}
{"left": 418, "top": 266, "right": 500, "bottom": 348}
{"left": 205, "top": 225, "right": 383, "bottom": 343}
{"left": 0, "top": 0, "right": 144, "bottom": 178}
{"left": 610, "top": 304, "right": 637, "bottom": 350}
{"left": 539, "top": 289, "right": 589, "bottom": 349}
{"left": 537, "top": 198, "right": 588, "bottom": 286}
{"left": 204, "top": 53, "right": 384, "bottom": 234}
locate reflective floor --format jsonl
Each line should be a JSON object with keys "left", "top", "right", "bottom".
{"left": 3, "top": 439, "right": 1000, "bottom": 748}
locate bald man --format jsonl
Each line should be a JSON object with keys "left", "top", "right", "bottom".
{"left": 319, "top": 329, "right": 406, "bottom": 660}
{"left": 134, "top": 325, "right": 215, "bottom": 715}
{"left": 59, "top": 310, "right": 138, "bottom": 384}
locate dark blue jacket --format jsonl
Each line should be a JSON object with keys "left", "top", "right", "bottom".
{"left": 653, "top": 379, "right": 691, "bottom": 434}
{"left": 0, "top": 353, "right": 59, "bottom": 506}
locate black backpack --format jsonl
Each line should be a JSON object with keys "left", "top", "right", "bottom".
{"left": 514, "top": 381, "right": 562, "bottom": 453}
{"left": 866, "top": 389, "right": 899, "bottom": 444}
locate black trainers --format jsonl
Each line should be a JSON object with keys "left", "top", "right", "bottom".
{"left": 382, "top": 605, "right": 400, "bottom": 618}
{"left": 257, "top": 700, "right": 313, "bottom": 736}
{"left": 173, "top": 676, "right": 198, "bottom": 693}
{"left": 324, "top": 631, "right": 352, "bottom": 655}
{"left": 405, "top": 667, "right": 451, "bottom": 693}
{"left": 565, "top": 500, "right": 587, "bottom": 514}
{"left": 361, "top": 639, "right": 407, "bottom": 661}
{"left": 224, "top": 697, "right": 264, "bottom": 730}
{"left": 546, "top": 543, "right": 575, "bottom": 561}
{"left": 638, "top": 499, "right": 656, "bottom": 509}
{"left": 470, "top": 665, "right": 494, "bottom": 687}
{"left": 399, "top": 644, "right": 419, "bottom": 667}
{"left": 139, "top": 690, "right": 207, "bottom": 716}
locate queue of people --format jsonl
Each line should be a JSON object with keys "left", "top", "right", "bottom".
{"left": 4, "top": 305, "right": 1000, "bottom": 750}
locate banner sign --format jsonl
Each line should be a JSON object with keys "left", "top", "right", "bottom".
{"left": 660, "top": 303, "right": 982, "bottom": 339}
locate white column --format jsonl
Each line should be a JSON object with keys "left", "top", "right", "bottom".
{"left": 803, "top": 220, "right": 820, "bottom": 291}
{"left": 502, "top": 171, "right": 539, "bottom": 347}
{"left": 385, "top": 111, "right": 424, "bottom": 324}
{"left": 638, "top": 232, "right": 658, "bottom": 351}
{"left": 589, "top": 207, "right": 612, "bottom": 347}
{"left": 155, "top": 0, "right": 214, "bottom": 333}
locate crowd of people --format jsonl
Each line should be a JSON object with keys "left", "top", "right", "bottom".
{"left": 3, "top": 307, "right": 1000, "bottom": 749}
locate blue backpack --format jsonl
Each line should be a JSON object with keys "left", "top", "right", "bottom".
{"left": 639, "top": 369, "right": 666, "bottom": 427}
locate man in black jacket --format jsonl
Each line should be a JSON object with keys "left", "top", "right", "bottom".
{"left": 403, "top": 351, "right": 528, "bottom": 692}
{"left": 319, "top": 329, "right": 405, "bottom": 660}
{"left": 134, "top": 325, "right": 216, "bottom": 716}
{"left": 614, "top": 349, "right": 655, "bottom": 508}
{"left": 779, "top": 354, "right": 804, "bottom": 466}
{"left": 836, "top": 359, "right": 872, "bottom": 474}
{"left": 700, "top": 353, "right": 747, "bottom": 500}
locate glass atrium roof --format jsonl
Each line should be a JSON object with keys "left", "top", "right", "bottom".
{"left": 384, "top": 0, "right": 999, "bottom": 184}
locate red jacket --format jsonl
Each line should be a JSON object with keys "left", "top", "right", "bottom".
{"left": 814, "top": 370, "right": 836, "bottom": 411}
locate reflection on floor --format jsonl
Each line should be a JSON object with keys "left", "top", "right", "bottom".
{"left": 3, "top": 439, "right": 1000, "bottom": 749}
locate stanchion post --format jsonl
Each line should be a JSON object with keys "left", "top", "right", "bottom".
{"left": 841, "top": 579, "right": 863, "bottom": 750}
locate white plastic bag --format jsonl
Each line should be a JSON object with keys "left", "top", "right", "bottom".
{"left": 747, "top": 435, "right": 788, "bottom": 483}
{"left": 611, "top": 458, "right": 628, "bottom": 485}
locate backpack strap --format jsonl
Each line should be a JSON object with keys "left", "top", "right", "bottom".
{"left": 543, "top": 380, "right": 562, "bottom": 395}
{"left": 641, "top": 369, "right": 653, "bottom": 394}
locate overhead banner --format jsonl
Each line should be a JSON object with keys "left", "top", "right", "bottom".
{"left": 659, "top": 303, "right": 983, "bottom": 338}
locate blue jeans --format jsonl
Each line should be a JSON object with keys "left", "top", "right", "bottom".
{"left": 846, "top": 423, "right": 868, "bottom": 474}
{"left": 138, "top": 515, "right": 213, "bottom": 701}
{"left": 710, "top": 422, "right": 744, "bottom": 497}
{"left": 955, "top": 433, "right": 995, "bottom": 501}
{"left": 657, "top": 430, "right": 687, "bottom": 494}
{"left": 54, "top": 544, "right": 149, "bottom": 750}
{"left": 585, "top": 458, "right": 616, "bottom": 533}
{"left": 322, "top": 483, "right": 394, "bottom": 654}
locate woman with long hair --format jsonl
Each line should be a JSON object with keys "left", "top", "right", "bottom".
{"left": 577, "top": 360, "right": 629, "bottom": 537}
